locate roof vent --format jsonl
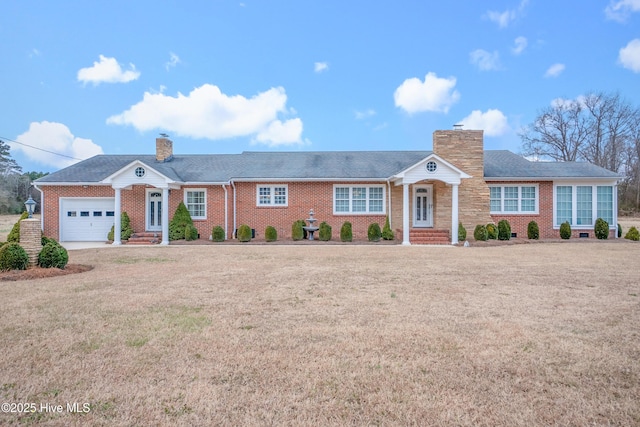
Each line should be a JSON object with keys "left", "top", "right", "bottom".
{"left": 453, "top": 123, "right": 464, "bottom": 130}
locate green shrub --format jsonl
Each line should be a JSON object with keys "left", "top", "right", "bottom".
{"left": 0, "top": 242, "right": 29, "bottom": 271}
{"left": 211, "top": 225, "right": 225, "bottom": 242}
{"left": 185, "top": 224, "right": 198, "bottom": 241}
{"left": 594, "top": 218, "right": 609, "bottom": 240}
{"left": 473, "top": 224, "right": 488, "bottom": 241}
{"left": 265, "top": 225, "right": 277, "bottom": 242}
{"left": 458, "top": 222, "right": 467, "bottom": 241}
{"left": 168, "top": 202, "right": 193, "bottom": 241}
{"left": 7, "top": 211, "right": 28, "bottom": 243}
{"left": 318, "top": 222, "right": 332, "bottom": 241}
{"left": 382, "top": 216, "right": 394, "bottom": 240}
{"left": 292, "top": 220, "right": 304, "bottom": 241}
{"left": 41, "top": 236, "right": 58, "bottom": 246}
{"left": 107, "top": 212, "right": 134, "bottom": 241}
{"left": 527, "top": 221, "right": 539, "bottom": 240}
{"left": 625, "top": 226, "right": 640, "bottom": 241}
{"left": 38, "top": 241, "right": 68, "bottom": 269}
{"left": 618, "top": 224, "right": 622, "bottom": 238}
{"left": 486, "top": 223, "right": 497, "bottom": 240}
{"left": 559, "top": 221, "right": 571, "bottom": 239}
{"left": 237, "top": 224, "right": 252, "bottom": 242}
{"left": 368, "top": 223, "right": 381, "bottom": 242}
{"left": 497, "top": 219, "right": 511, "bottom": 241}
{"left": 340, "top": 221, "right": 353, "bottom": 242}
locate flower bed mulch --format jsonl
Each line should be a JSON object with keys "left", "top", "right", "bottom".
{"left": 0, "top": 264, "right": 94, "bottom": 281}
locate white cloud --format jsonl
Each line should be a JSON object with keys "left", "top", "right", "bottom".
{"left": 165, "top": 52, "right": 181, "bottom": 70}
{"left": 605, "top": 0, "right": 640, "bottom": 22}
{"left": 544, "top": 63, "right": 565, "bottom": 77}
{"left": 77, "top": 55, "right": 140, "bottom": 85}
{"left": 458, "top": 109, "right": 509, "bottom": 137}
{"left": 354, "top": 109, "right": 376, "bottom": 120}
{"left": 12, "top": 121, "right": 103, "bottom": 168}
{"left": 485, "top": 0, "right": 529, "bottom": 28}
{"left": 470, "top": 49, "right": 501, "bottom": 71}
{"left": 314, "top": 62, "right": 328, "bottom": 73}
{"left": 619, "top": 39, "right": 640, "bottom": 72}
{"left": 512, "top": 36, "right": 528, "bottom": 55}
{"left": 107, "top": 84, "right": 305, "bottom": 146}
{"left": 394, "top": 72, "right": 460, "bottom": 114}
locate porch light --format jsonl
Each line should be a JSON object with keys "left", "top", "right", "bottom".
{"left": 24, "top": 196, "right": 36, "bottom": 218}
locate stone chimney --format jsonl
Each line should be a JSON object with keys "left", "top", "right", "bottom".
{"left": 156, "top": 137, "right": 173, "bottom": 162}
{"left": 433, "top": 129, "right": 492, "bottom": 228}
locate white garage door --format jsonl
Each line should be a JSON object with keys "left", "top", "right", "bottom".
{"left": 60, "top": 198, "right": 115, "bottom": 241}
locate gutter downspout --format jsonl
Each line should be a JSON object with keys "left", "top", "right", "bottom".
{"left": 33, "top": 183, "right": 44, "bottom": 232}
{"left": 231, "top": 180, "right": 236, "bottom": 240}
{"left": 386, "top": 179, "right": 392, "bottom": 229}
{"left": 222, "top": 183, "right": 228, "bottom": 240}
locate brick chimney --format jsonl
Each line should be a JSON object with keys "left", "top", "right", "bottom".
{"left": 156, "top": 137, "right": 173, "bottom": 162}
{"left": 432, "top": 129, "right": 492, "bottom": 228}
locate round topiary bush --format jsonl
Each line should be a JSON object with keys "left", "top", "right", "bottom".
{"left": 594, "top": 218, "right": 609, "bottom": 240}
{"left": 486, "top": 223, "right": 497, "bottom": 240}
{"left": 211, "top": 225, "right": 225, "bottom": 242}
{"left": 340, "top": 221, "right": 353, "bottom": 242}
{"left": 292, "top": 220, "right": 304, "bottom": 241}
{"left": 0, "top": 242, "right": 29, "bottom": 271}
{"left": 185, "top": 224, "right": 198, "bottom": 241}
{"left": 527, "top": 221, "right": 539, "bottom": 240}
{"left": 368, "top": 223, "right": 381, "bottom": 242}
{"left": 265, "top": 225, "right": 278, "bottom": 242}
{"left": 38, "top": 241, "right": 69, "bottom": 269}
{"left": 237, "top": 224, "right": 252, "bottom": 242}
{"left": 625, "top": 226, "right": 640, "bottom": 241}
{"left": 382, "top": 215, "right": 394, "bottom": 240}
{"left": 497, "top": 220, "right": 511, "bottom": 241}
{"left": 559, "top": 221, "right": 572, "bottom": 239}
{"left": 473, "top": 224, "right": 488, "bottom": 241}
{"left": 458, "top": 222, "right": 467, "bottom": 241}
{"left": 318, "top": 222, "right": 332, "bottom": 241}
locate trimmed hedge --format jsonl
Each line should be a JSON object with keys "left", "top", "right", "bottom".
{"left": 527, "top": 221, "right": 539, "bottom": 240}
{"left": 185, "top": 224, "right": 198, "bottom": 241}
{"left": 211, "top": 225, "right": 225, "bottom": 242}
{"left": 237, "top": 224, "right": 252, "bottom": 242}
{"left": 108, "top": 211, "right": 133, "bottom": 241}
{"left": 265, "top": 225, "right": 278, "bottom": 242}
{"left": 340, "top": 222, "right": 353, "bottom": 242}
{"left": 560, "top": 221, "right": 571, "bottom": 239}
{"left": 0, "top": 242, "right": 29, "bottom": 271}
{"left": 594, "top": 218, "right": 609, "bottom": 240}
{"left": 458, "top": 222, "right": 467, "bottom": 242}
{"left": 473, "top": 224, "right": 488, "bottom": 241}
{"left": 368, "top": 223, "right": 381, "bottom": 242}
{"left": 497, "top": 220, "right": 511, "bottom": 241}
{"left": 168, "top": 202, "right": 193, "bottom": 241}
{"left": 318, "top": 222, "right": 332, "bottom": 241}
{"left": 38, "top": 241, "right": 69, "bottom": 269}
{"left": 382, "top": 216, "right": 394, "bottom": 240}
{"left": 292, "top": 220, "right": 305, "bottom": 241}
{"left": 625, "top": 226, "right": 640, "bottom": 241}
{"left": 486, "top": 223, "right": 497, "bottom": 240}
{"left": 7, "top": 211, "right": 28, "bottom": 243}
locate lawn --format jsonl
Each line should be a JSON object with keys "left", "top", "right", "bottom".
{"left": 0, "top": 236, "right": 639, "bottom": 426}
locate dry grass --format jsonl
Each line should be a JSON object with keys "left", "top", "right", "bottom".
{"left": 0, "top": 234, "right": 639, "bottom": 426}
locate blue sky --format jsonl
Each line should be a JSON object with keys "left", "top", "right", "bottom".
{"left": 2, "top": 0, "right": 639, "bottom": 173}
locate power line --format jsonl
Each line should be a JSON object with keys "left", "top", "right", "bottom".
{"left": 0, "top": 135, "right": 85, "bottom": 161}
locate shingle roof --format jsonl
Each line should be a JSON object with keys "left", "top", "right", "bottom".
{"left": 36, "top": 149, "right": 619, "bottom": 184}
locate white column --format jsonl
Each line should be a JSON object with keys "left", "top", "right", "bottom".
{"left": 112, "top": 188, "right": 122, "bottom": 245}
{"left": 402, "top": 183, "right": 410, "bottom": 245}
{"left": 451, "top": 183, "right": 459, "bottom": 245}
{"left": 161, "top": 187, "right": 169, "bottom": 245}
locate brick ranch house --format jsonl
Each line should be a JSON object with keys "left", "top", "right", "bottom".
{"left": 34, "top": 129, "right": 620, "bottom": 245}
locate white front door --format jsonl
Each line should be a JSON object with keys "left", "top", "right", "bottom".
{"left": 413, "top": 185, "right": 433, "bottom": 227}
{"left": 147, "top": 190, "right": 162, "bottom": 231}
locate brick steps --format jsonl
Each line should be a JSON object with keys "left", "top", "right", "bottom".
{"left": 126, "top": 232, "right": 162, "bottom": 245}
{"left": 409, "top": 229, "right": 450, "bottom": 245}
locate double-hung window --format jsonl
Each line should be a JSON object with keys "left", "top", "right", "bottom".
{"left": 257, "top": 185, "right": 288, "bottom": 206}
{"left": 185, "top": 189, "right": 206, "bottom": 219}
{"left": 554, "top": 184, "right": 615, "bottom": 227}
{"left": 333, "top": 185, "right": 385, "bottom": 214}
{"left": 488, "top": 185, "right": 538, "bottom": 214}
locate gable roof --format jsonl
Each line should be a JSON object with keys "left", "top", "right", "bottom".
{"left": 36, "top": 149, "right": 620, "bottom": 184}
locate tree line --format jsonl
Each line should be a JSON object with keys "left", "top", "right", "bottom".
{"left": 520, "top": 91, "right": 640, "bottom": 211}
{"left": 0, "top": 139, "right": 48, "bottom": 214}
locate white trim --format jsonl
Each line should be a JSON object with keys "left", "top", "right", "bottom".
{"left": 552, "top": 182, "right": 617, "bottom": 229}
{"left": 391, "top": 153, "right": 471, "bottom": 185}
{"left": 412, "top": 184, "right": 433, "bottom": 227}
{"left": 184, "top": 188, "right": 207, "bottom": 219}
{"left": 332, "top": 184, "right": 386, "bottom": 215}
{"left": 489, "top": 184, "right": 539, "bottom": 215}
{"left": 146, "top": 189, "right": 163, "bottom": 231}
{"left": 256, "top": 184, "right": 289, "bottom": 207}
